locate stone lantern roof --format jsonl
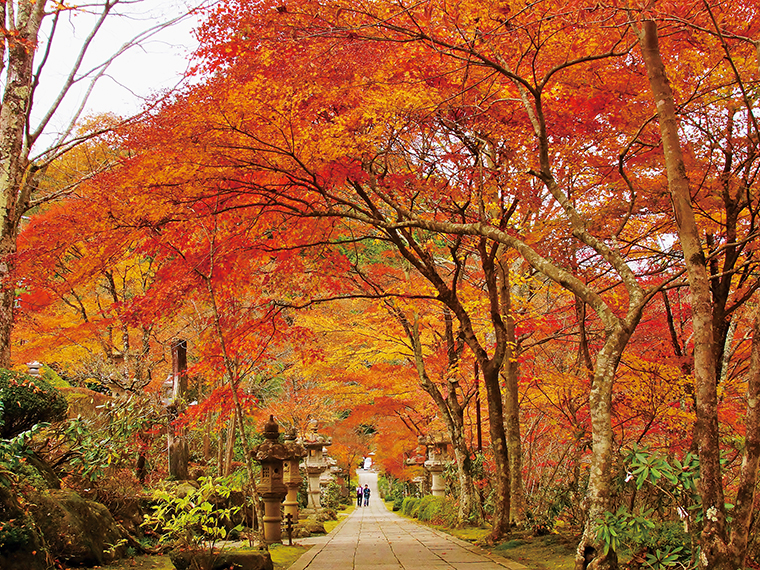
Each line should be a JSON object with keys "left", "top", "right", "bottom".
{"left": 253, "top": 415, "right": 291, "bottom": 461}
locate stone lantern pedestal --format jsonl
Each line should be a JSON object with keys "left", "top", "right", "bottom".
{"left": 299, "top": 420, "right": 332, "bottom": 511}
{"left": 253, "top": 416, "right": 289, "bottom": 544}
{"left": 426, "top": 463, "right": 445, "bottom": 497}
{"left": 282, "top": 428, "right": 307, "bottom": 523}
{"left": 420, "top": 434, "right": 451, "bottom": 498}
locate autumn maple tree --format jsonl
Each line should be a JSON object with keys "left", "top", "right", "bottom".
{"left": 0, "top": 0, "right": 197, "bottom": 367}
{"left": 13, "top": 1, "right": 760, "bottom": 569}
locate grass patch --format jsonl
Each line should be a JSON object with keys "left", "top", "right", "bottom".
{"left": 269, "top": 542, "right": 311, "bottom": 570}
{"left": 446, "top": 526, "right": 490, "bottom": 543}
{"left": 499, "top": 539, "right": 529, "bottom": 549}
{"left": 489, "top": 531, "right": 576, "bottom": 570}
{"left": 324, "top": 518, "right": 341, "bottom": 533}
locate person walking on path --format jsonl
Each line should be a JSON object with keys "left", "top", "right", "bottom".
{"left": 362, "top": 484, "right": 370, "bottom": 507}
{"left": 356, "top": 484, "right": 363, "bottom": 507}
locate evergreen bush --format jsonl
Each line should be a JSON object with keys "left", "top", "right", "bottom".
{"left": 401, "top": 497, "right": 418, "bottom": 517}
{"left": 414, "top": 495, "right": 435, "bottom": 519}
{"left": 417, "top": 496, "right": 457, "bottom": 526}
{"left": 0, "top": 369, "right": 67, "bottom": 439}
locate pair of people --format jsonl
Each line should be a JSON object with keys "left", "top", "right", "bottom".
{"left": 356, "top": 484, "right": 370, "bottom": 507}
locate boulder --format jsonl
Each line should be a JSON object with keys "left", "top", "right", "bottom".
{"left": 28, "top": 489, "right": 127, "bottom": 566}
{"left": 302, "top": 516, "right": 325, "bottom": 534}
{"left": 313, "top": 509, "right": 336, "bottom": 522}
{"left": 170, "top": 548, "right": 274, "bottom": 570}
{"left": 291, "top": 525, "right": 312, "bottom": 538}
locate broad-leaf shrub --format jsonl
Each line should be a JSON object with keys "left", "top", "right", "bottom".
{"left": 597, "top": 446, "right": 701, "bottom": 569}
{"left": 142, "top": 476, "right": 244, "bottom": 565}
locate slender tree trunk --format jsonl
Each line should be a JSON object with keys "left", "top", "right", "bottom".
{"left": 217, "top": 428, "right": 225, "bottom": 472}
{"left": 637, "top": 18, "right": 729, "bottom": 569}
{"left": 574, "top": 326, "right": 631, "bottom": 570}
{"left": 224, "top": 413, "right": 236, "bottom": 476}
{"left": 482, "top": 362, "right": 511, "bottom": 540}
{"left": 727, "top": 308, "right": 760, "bottom": 567}
{"left": 497, "top": 255, "right": 525, "bottom": 526}
{"left": 168, "top": 340, "right": 189, "bottom": 480}
{"left": 400, "top": 310, "right": 483, "bottom": 526}
{"left": 0, "top": 232, "right": 16, "bottom": 367}
{"left": 203, "top": 412, "right": 212, "bottom": 461}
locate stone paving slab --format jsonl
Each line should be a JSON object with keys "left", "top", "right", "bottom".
{"left": 287, "top": 471, "right": 528, "bottom": 570}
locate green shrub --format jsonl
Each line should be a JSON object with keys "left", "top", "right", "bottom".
{"left": 0, "top": 369, "right": 67, "bottom": 438}
{"left": 401, "top": 497, "right": 419, "bottom": 517}
{"left": 415, "top": 495, "right": 436, "bottom": 519}
{"left": 393, "top": 497, "right": 404, "bottom": 511}
{"left": 321, "top": 480, "right": 344, "bottom": 510}
{"left": 142, "top": 476, "right": 244, "bottom": 564}
{"left": 410, "top": 497, "right": 426, "bottom": 518}
{"left": 417, "top": 496, "right": 457, "bottom": 526}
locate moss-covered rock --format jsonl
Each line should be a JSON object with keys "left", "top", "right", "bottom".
{"left": 0, "top": 369, "right": 67, "bottom": 438}
{"left": 28, "top": 489, "right": 126, "bottom": 566}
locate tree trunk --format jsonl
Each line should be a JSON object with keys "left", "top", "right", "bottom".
{"left": 0, "top": 232, "right": 17, "bottom": 368}
{"left": 400, "top": 310, "right": 483, "bottom": 526}
{"left": 217, "top": 427, "right": 225, "bottom": 471}
{"left": 637, "top": 17, "right": 731, "bottom": 570}
{"left": 224, "top": 413, "right": 236, "bottom": 476}
{"left": 0, "top": 0, "right": 47, "bottom": 367}
{"left": 451, "top": 444, "right": 482, "bottom": 525}
{"left": 574, "top": 326, "right": 631, "bottom": 570}
{"left": 498, "top": 256, "right": 525, "bottom": 526}
{"left": 168, "top": 340, "right": 189, "bottom": 480}
{"left": 726, "top": 308, "right": 760, "bottom": 567}
{"left": 482, "top": 362, "right": 511, "bottom": 540}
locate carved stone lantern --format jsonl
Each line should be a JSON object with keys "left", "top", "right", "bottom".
{"left": 281, "top": 427, "right": 307, "bottom": 523}
{"left": 299, "top": 420, "right": 332, "bottom": 510}
{"left": 253, "top": 415, "right": 289, "bottom": 543}
{"left": 422, "top": 434, "right": 450, "bottom": 498}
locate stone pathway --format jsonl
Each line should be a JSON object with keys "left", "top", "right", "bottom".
{"left": 288, "top": 470, "right": 527, "bottom": 570}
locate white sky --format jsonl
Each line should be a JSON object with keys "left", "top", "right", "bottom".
{"left": 33, "top": 0, "right": 207, "bottom": 146}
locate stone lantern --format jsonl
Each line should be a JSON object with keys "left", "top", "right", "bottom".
{"left": 281, "top": 427, "right": 307, "bottom": 523}
{"left": 299, "top": 420, "right": 332, "bottom": 510}
{"left": 253, "top": 415, "right": 289, "bottom": 543}
{"left": 412, "top": 476, "right": 426, "bottom": 496}
{"left": 422, "top": 434, "right": 450, "bottom": 498}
